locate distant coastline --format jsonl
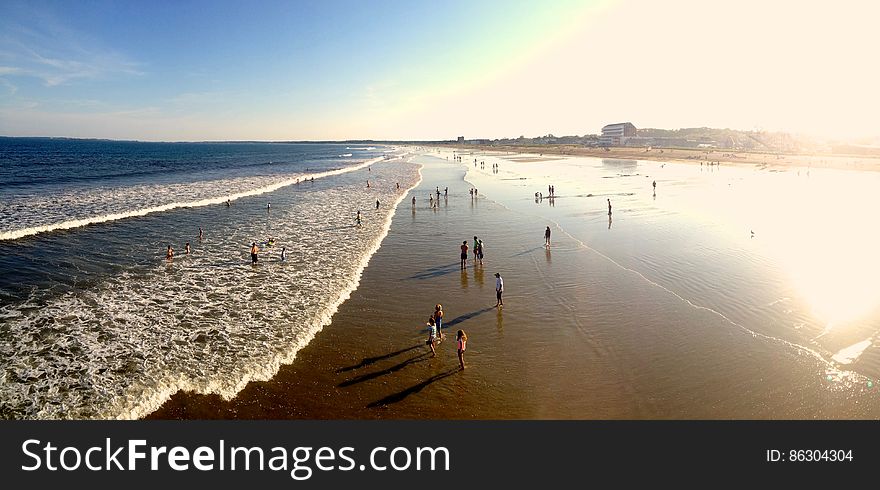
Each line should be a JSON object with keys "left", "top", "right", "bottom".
{"left": 442, "top": 143, "right": 880, "bottom": 173}
{"left": 6, "top": 135, "right": 880, "bottom": 173}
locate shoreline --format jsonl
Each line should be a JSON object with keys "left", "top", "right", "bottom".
{"left": 445, "top": 143, "right": 880, "bottom": 173}
{"left": 148, "top": 150, "right": 880, "bottom": 420}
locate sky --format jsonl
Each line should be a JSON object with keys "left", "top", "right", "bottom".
{"left": 1, "top": 0, "right": 879, "bottom": 142}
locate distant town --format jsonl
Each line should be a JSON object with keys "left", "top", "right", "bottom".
{"left": 454, "top": 123, "right": 880, "bottom": 156}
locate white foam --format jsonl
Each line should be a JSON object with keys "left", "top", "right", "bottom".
{"left": 0, "top": 156, "right": 385, "bottom": 242}
{"left": 0, "top": 153, "right": 423, "bottom": 419}
{"left": 832, "top": 339, "right": 872, "bottom": 365}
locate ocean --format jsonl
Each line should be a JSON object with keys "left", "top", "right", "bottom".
{"left": 0, "top": 137, "right": 419, "bottom": 419}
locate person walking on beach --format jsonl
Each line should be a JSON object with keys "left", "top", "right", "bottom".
{"left": 166, "top": 244, "right": 174, "bottom": 261}
{"left": 356, "top": 210, "right": 362, "bottom": 226}
{"left": 477, "top": 239, "right": 484, "bottom": 265}
{"left": 456, "top": 330, "right": 468, "bottom": 370}
{"left": 460, "top": 240, "right": 469, "bottom": 269}
{"left": 185, "top": 242, "right": 191, "bottom": 255}
{"left": 396, "top": 182, "right": 400, "bottom": 189}
{"left": 545, "top": 226, "right": 551, "bottom": 248}
{"left": 376, "top": 199, "right": 380, "bottom": 210}
{"left": 267, "top": 202, "right": 271, "bottom": 210}
{"left": 444, "top": 187, "right": 448, "bottom": 197}
{"left": 426, "top": 317, "right": 438, "bottom": 357}
{"left": 198, "top": 227, "right": 203, "bottom": 241}
{"left": 367, "top": 180, "right": 370, "bottom": 188}
{"left": 607, "top": 199, "right": 612, "bottom": 216}
{"left": 280, "top": 247, "right": 287, "bottom": 262}
{"left": 494, "top": 272, "right": 504, "bottom": 308}
{"left": 434, "top": 304, "right": 444, "bottom": 340}
{"left": 250, "top": 242, "right": 259, "bottom": 264}
{"left": 412, "top": 196, "right": 416, "bottom": 207}
{"left": 652, "top": 180, "right": 656, "bottom": 192}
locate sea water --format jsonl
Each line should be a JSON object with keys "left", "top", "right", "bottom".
{"left": 0, "top": 138, "right": 419, "bottom": 419}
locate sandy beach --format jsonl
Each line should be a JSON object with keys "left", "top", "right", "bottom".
{"left": 446, "top": 144, "right": 880, "bottom": 173}
{"left": 149, "top": 151, "right": 880, "bottom": 419}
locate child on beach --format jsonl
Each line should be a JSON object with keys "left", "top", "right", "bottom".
{"left": 426, "top": 317, "right": 438, "bottom": 357}
{"left": 456, "top": 330, "right": 467, "bottom": 370}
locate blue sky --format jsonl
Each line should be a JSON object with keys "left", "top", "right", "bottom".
{"left": 1, "top": 0, "right": 879, "bottom": 141}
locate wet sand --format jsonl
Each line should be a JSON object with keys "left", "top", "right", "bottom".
{"left": 450, "top": 144, "right": 880, "bottom": 173}
{"left": 149, "top": 153, "right": 880, "bottom": 419}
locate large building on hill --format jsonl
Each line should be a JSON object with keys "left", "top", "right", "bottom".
{"left": 599, "top": 122, "right": 637, "bottom": 146}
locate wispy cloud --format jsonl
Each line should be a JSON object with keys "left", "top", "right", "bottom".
{"left": 0, "top": 77, "right": 17, "bottom": 95}
{"left": 0, "top": 14, "right": 144, "bottom": 87}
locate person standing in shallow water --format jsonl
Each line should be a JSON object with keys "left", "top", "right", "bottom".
{"left": 607, "top": 199, "right": 612, "bottom": 216}
{"left": 472, "top": 236, "right": 479, "bottom": 262}
{"left": 185, "top": 242, "right": 191, "bottom": 255}
{"left": 545, "top": 226, "right": 551, "bottom": 248}
{"left": 494, "top": 272, "right": 504, "bottom": 307}
{"left": 434, "top": 304, "right": 444, "bottom": 340}
{"left": 426, "top": 317, "right": 437, "bottom": 357}
{"left": 457, "top": 330, "right": 468, "bottom": 370}
{"left": 250, "top": 242, "right": 259, "bottom": 264}
{"left": 460, "top": 240, "right": 469, "bottom": 269}
{"left": 166, "top": 245, "right": 174, "bottom": 261}
{"left": 376, "top": 199, "right": 380, "bottom": 210}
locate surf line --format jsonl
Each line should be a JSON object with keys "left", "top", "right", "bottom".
{"left": 459, "top": 161, "right": 863, "bottom": 385}
{"left": 115, "top": 156, "right": 422, "bottom": 420}
{"left": 1, "top": 155, "right": 392, "bottom": 242}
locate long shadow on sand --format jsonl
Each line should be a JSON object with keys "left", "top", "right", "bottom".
{"left": 444, "top": 306, "right": 495, "bottom": 329}
{"left": 336, "top": 345, "right": 421, "bottom": 373}
{"left": 367, "top": 368, "right": 461, "bottom": 408}
{"left": 408, "top": 262, "right": 462, "bottom": 280}
{"left": 338, "top": 352, "right": 432, "bottom": 388}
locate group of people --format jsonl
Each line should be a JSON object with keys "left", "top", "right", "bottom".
{"left": 250, "top": 239, "right": 287, "bottom": 264}
{"left": 424, "top": 304, "right": 468, "bottom": 370}
{"left": 459, "top": 236, "right": 485, "bottom": 268}
{"left": 165, "top": 241, "right": 195, "bottom": 261}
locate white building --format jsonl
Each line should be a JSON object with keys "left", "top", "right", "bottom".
{"left": 599, "top": 122, "right": 637, "bottom": 146}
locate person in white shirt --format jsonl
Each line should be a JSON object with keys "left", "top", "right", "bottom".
{"left": 494, "top": 272, "right": 504, "bottom": 307}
